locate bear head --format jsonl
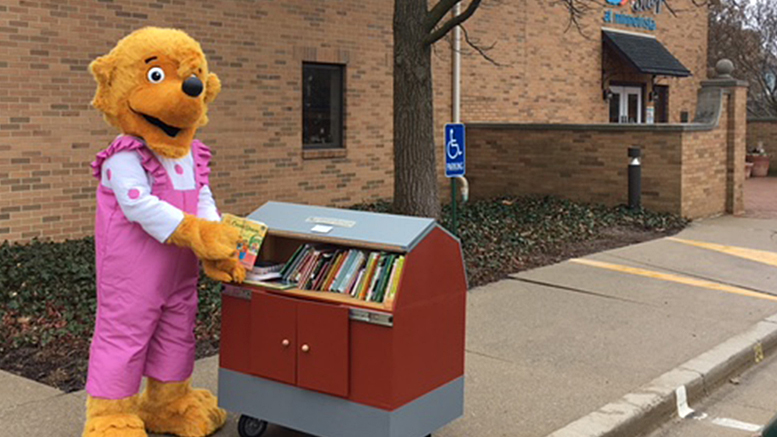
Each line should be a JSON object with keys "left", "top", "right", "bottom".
{"left": 90, "top": 27, "right": 221, "bottom": 159}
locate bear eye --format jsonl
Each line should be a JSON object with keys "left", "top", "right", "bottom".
{"left": 147, "top": 67, "right": 165, "bottom": 84}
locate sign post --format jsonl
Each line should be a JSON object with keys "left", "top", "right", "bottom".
{"left": 445, "top": 123, "right": 466, "bottom": 235}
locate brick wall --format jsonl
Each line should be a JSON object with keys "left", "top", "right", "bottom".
{"left": 466, "top": 83, "right": 747, "bottom": 219}
{"left": 680, "top": 102, "right": 728, "bottom": 218}
{"left": 460, "top": 0, "right": 709, "bottom": 124}
{"left": 0, "top": 0, "right": 416, "bottom": 242}
{"left": 467, "top": 125, "right": 684, "bottom": 213}
{"left": 0, "top": 0, "right": 709, "bottom": 242}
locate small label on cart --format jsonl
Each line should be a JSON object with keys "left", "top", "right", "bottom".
{"left": 311, "top": 224, "right": 333, "bottom": 234}
{"left": 306, "top": 217, "right": 356, "bottom": 228}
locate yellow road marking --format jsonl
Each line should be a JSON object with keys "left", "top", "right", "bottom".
{"left": 570, "top": 258, "right": 777, "bottom": 302}
{"left": 667, "top": 237, "right": 777, "bottom": 268}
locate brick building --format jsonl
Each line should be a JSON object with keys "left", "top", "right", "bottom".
{"left": 0, "top": 0, "right": 711, "bottom": 242}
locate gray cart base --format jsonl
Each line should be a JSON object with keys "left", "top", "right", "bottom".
{"left": 219, "top": 368, "right": 464, "bottom": 437}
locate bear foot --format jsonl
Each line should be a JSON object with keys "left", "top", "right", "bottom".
{"left": 83, "top": 413, "right": 147, "bottom": 437}
{"left": 139, "top": 378, "right": 227, "bottom": 437}
{"left": 83, "top": 395, "right": 147, "bottom": 437}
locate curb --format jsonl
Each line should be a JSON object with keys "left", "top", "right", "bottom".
{"left": 546, "top": 311, "right": 777, "bottom": 437}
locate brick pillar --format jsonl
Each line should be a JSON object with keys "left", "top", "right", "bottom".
{"left": 727, "top": 84, "right": 749, "bottom": 215}
{"left": 700, "top": 60, "right": 749, "bottom": 215}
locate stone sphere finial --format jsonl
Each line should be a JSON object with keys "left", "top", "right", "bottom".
{"left": 716, "top": 59, "right": 735, "bottom": 78}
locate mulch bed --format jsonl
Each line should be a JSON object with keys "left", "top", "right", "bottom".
{"left": 0, "top": 196, "right": 687, "bottom": 393}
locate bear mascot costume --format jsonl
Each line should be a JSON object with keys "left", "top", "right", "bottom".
{"left": 83, "top": 27, "right": 246, "bottom": 437}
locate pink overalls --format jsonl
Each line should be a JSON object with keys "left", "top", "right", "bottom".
{"left": 86, "top": 135, "right": 212, "bottom": 399}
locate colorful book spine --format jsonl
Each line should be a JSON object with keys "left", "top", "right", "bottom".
{"left": 338, "top": 251, "right": 364, "bottom": 293}
{"left": 357, "top": 252, "right": 379, "bottom": 300}
{"left": 279, "top": 244, "right": 305, "bottom": 279}
{"left": 323, "top": 251, "right": 345, "bottom": 291}
{"left": 384, "top": 255, "right": 405, "bottom": 304}
{"left": 380, "top": 255, "right": 399, "bottom": 303}
{"left": 349, "top": 268, "right": 365, "bottom": 297}
{"left": 373, "top": 254, "right": 394, "bottom": 302}
{"left": 366, "top": 254, "right": 387, "bottom": 301}
{"left": 331, "top": 250, "right": 354, "bottom": 292}
{"left": 278, "top": 245, "right": 406, "bottom": 303}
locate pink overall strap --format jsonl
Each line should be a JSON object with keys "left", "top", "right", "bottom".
{"left": 134, "top": 146, "right": 171, "bottom": 193}
{"left": 192, "top": 139, "right": 212, "bottom": 188}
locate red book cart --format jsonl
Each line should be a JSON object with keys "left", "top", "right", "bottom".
{"left": 218, "top": 202, "right": 467, "bottom": 437}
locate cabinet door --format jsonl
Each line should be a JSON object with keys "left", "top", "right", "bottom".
{"left": 296, "top": 300, "right": 349, "bottom": 397}
{"left": 250, "top": 292, "right": 297, "bottom": 385}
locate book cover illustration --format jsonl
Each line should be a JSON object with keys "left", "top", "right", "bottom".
{"left": 221, "top": 213, "right": 268, "bottom": 269}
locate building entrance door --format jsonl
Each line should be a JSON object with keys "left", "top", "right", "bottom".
{"left": 609, "top": 86, "right": 642, "bottom": 124}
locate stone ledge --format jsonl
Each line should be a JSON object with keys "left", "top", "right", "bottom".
{"left": 467, "top": 122, "right": 715, "bottom": 133}
{"left": 302, "top": 148, "right": 347, "bottom": 160}
{"left": 748, "top": 117, "right": 777, "bottom": 122}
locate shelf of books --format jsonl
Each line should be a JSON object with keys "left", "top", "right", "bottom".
{"left": 218, "top": 201, "right": 467, "bottom": 437}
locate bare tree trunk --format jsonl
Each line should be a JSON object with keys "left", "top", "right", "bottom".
{"left": 393, "top": 0, "right": 441, "bottom": 218}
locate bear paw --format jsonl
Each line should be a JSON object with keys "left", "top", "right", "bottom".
{"left": 202, "top": 257, "right": 246, "bottom": 283}
{"left": 82, "top": 414, "right": 147, "bottom": 437}
{"left": 141, "top": 387, "right": 227, "bottom": 437}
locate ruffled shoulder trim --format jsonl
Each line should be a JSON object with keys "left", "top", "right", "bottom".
{"left": 91, "top": 135, "right": 168, "bottom": 190}
{"left": 91, "top": 135, "right": 145, "bottom": 180}
{"left": 192, "top": 139, "right": 212, "bottom": 186}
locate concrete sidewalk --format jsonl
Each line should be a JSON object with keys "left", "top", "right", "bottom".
{"left": 3, "top": 215, "right": 777, "bottom": 436}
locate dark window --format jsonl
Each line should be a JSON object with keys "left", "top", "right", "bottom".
{"left": 609, "top": 91, "right": 621, "bottom": 123}
{"left": 654, "top": 85, "right": 669, "bottom": 123}
{"left": 303, "top": 63, "right": 344, "bottom": 149}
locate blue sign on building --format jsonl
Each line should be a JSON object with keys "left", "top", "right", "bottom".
{"left": 445, "top": 123, "right": 465, "bottom": 178}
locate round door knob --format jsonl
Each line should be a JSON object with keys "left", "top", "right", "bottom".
{"left": 281, "top": 339, "right": 290, "bottom": 347}
{"left": 301, "top": 344, "right": 310, "bottom": 353}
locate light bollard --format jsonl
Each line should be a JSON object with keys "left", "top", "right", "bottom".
{"left": 628, "top": 147, "right": 641, "bottom": 209}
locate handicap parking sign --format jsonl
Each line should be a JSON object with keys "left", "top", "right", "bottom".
{"left": 445, "top": 123, "right": 465, "bottom": 178}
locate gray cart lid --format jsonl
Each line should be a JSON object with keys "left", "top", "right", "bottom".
{"left": 248, "top": 201, "right": 437, "bottom": 253}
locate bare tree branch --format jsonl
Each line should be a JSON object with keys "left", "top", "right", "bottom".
{"left": 426, "top": 0, "right": 460, "bottom": 32}
{"left": 710, "top": 0, "right": 777, "bottom": 116}
{"left": 460, "top": 25, "right": 502, "bottom": 66}
{"left": 425, "top": 0, "right": 482, "bottom": 45}
{"left": 553, "top": 0, "right": 600, "bottom": 35}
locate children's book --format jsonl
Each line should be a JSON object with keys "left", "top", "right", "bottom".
{"left": 338, "top": 251, "right": 366, "bottom": 294}
{"left": 356, "top": 252, "right": 379, "bottom": 300}
{"left": 222, "top": 213, "right": 268, "bottom": 269}
{"left": 384, "top": 256, "right": 405, "bottom": 304}
{"left": 245, "top": 262, "right": 284, "bottom": 282}
{"left": 244, "top": 279, "right": 296, "bottom": 290}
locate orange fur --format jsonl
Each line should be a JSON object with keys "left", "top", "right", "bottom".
{"left": 167, "top": 214, "right": 242, "bottom": 262}
{"left": 89, "top": 27, "right": 221, "bottom": 159}
{"left": 86, "top": 28, "right": 232, "bottom": 437}
{"left": 202, "top": 257, "right": 246, "bottom": 283}
{"left": 83, "top": 395, "right": 147, "bottom": 437}
{"left": 138, "top": 378, "right": 227, "bottom": 437}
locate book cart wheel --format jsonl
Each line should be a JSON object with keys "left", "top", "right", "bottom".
{"left": 237, "top": 414, "right": 268, "bottom": 437}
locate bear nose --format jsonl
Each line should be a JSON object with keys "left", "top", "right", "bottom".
{"left": 182, "top": 76, "right": 203, "bottom": 97}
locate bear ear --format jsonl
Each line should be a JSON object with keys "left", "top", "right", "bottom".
{"left": 89, "top": 55, "right": 117, "bottom": 113}
{"left": 89, "top": 54, "right": 115, "bottom": 88}
{"left": 204, "top": 72, "right": 221, "bottom": 104}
